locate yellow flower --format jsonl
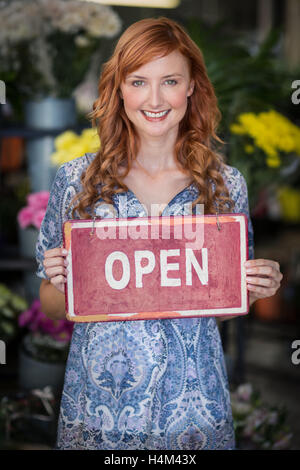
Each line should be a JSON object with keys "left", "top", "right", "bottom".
{"left": 231, "top": 110, "right": 300, "bottom": 160}
{"left": 54, "top": 131, "right": 79, "bottom": 150}
{"left": 230, "top": 123, "right": 245, "bottom": 135}
{"left": 51, "top": 128, "right": 101, "bottom": 166}
{"left": 244, "top": 144, "right": 254, "bottom": 154}
{"left": 278, "top": 186, "right": 300, "bottom": 222}
{"left": 266, "top": 156, "right": 281, "bottom": 168}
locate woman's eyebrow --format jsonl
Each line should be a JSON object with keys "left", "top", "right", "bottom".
{"left": 126, "top": 73, "right": 184, "bottom": 79}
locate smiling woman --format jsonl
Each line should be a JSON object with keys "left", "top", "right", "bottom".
{"left": 37, "top": 16, "right": 283, "bottom": 450}
{"left": 119, "top": 51, "right": 194, "bottom": 136}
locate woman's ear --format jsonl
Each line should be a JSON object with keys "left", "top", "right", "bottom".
{"left": 187, "top": 79, "right": 195, "bottom": 97}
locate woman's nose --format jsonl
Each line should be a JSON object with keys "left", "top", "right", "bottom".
{"left": 147, "top": 84, "right": 164, "bottom": 108}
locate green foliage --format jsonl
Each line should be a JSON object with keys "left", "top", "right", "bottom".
{"left": 186, "top": 19, "right": 300, "bottom": 210}
{"left": 187, "top": 19, "right": 294, "bottom": 132}
{"left": 0, "top": 284, "right": 27, "bottom": 343}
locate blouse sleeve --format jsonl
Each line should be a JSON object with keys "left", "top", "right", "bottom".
{"left": 233, "top": 170, "right": 255, "bottom": 260}
{"left": 35, "top": 164, "right": 74, "bottom": 279}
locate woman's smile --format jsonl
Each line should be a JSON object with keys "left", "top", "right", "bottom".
{"left": 141, "top": 109, "right": 171, "bottom": 121}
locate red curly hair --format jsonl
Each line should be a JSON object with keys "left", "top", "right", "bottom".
{"left": 72, "top": 16, "right": 234, "bottom": 218}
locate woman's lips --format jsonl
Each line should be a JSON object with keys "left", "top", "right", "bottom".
{"left": 141, "top": 110, "right": 171, "bottom": 122}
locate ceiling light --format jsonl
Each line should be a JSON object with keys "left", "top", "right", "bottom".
{"left": 80, "top": 0, "right": 180, "bottom": 9}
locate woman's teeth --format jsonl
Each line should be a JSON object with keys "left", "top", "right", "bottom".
{"left": 142, "top": 110, "right": 170, "bottom": 118}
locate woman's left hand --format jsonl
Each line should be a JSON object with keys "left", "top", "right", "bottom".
{"left": 244, "top": 259, "right": 283, "bottom": 307}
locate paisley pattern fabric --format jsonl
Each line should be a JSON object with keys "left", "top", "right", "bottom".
{"left": 36, "top": 153, "right": 254, "bottom": 450}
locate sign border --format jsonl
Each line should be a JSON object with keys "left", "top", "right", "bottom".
{"left": 63, "top": 214, "right": 249, "bottom": 322}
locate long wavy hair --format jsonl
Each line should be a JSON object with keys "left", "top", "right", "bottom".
{"left": 71, "top": 16, "right": 235, "bottom": 218}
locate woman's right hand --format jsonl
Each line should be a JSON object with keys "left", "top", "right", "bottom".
{"left": 43, "top": 247, "right": 68, "bottom": 294}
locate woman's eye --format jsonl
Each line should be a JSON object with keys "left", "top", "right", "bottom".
{"left": 165, "top": 79, "right": 177, "bottom": 85}
{"left": 132, "top": 80, "right": 144, "bottom": 87}
{"left": 131, "top": 79, "right": 177, "bottom": 87}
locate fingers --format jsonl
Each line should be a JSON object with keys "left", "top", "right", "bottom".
{"left": 43, "top": 247, "right": 69, "bottom": 281}
{"left": 246, "top": 275, "right": 278, "bottom": 289}
{"left": 247, "top": 282, "right": 278, "bottom": 297}
{"left": 245, "top": 259, "right": 283, "bottom": 280}
{"left": 50, "top": 276, "right": 66, "bottom": 294}
{"left": 44, "top": 247, "right": 68, "bottom": 259}
{"left": 244, "top": 258, "right": 283, "bottom": 301}
{"left": 45, "top": 265, "right": 67, "bottom": 279}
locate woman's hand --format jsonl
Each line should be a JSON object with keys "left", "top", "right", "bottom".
{"left": 244, "top": 259, "right": 283, "bottom": 307}
{"left": 43, "top": 247, "right": 68, "bottom": 294}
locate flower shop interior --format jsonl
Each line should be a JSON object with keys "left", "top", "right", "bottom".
{"left": 0, "top": 0, "right": 300, "bottom": 451}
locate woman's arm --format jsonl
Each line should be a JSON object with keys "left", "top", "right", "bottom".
{"left": 40, "top": 279, "right": 66, "bottom": 320}
{"left": 39, "top": 247, "right": 69, "bottom": 320}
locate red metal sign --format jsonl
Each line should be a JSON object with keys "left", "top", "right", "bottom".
{"left": 63, "top": 214, "right": 249, "bottom": 322}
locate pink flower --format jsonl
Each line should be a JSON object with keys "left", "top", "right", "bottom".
{"left": 32, "top": 208, "right": 46, "bottom": 229}
{"left": 272, "top": 433, "right": 293, "bottom": 450}
{"left": 27, "top": 191, "right": 50, "bottom": 210}
{"left": 17, "top": 206, "right": 35, "bottom": 229}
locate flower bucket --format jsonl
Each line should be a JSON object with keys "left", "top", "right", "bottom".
{"left": 18, "top": 338, "right": 66, "bottom": 394}
{"left": 25, "top": 97, "right": 76, "bottom": 192}
{"left": 23, "top": 271, "right": 41, "bottom": 304}
{"left": 18, "top": 226, "right": 39, "bottom": 259}
{"left": 24, "top": 97, "right": 76, "bottom": 130}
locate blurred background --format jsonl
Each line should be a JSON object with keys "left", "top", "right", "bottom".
{"left": 0, "top": 0, "right": 299, "bottom": 450}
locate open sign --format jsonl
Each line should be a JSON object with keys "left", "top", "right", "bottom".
{"left": 64, "top": 214, "right": 249, "bottom": 322}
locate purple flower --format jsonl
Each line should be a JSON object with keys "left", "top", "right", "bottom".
{"left": 18, "top": 299, "right": 73, "bottom": 343}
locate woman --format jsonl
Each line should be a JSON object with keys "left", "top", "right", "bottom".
{"left": 37, "top": 17, "right": 283, "bottom": 450}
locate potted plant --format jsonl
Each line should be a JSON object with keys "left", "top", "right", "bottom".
{"left": 0, "top": 387, "right": 57, "bottom": 449}
{"left": 0, "top": 284, "right": 28, "bottom": 345}
{"left": 17, "top": 191, "right": 50, "bottom": 259}
{"left": 18, "top": 300, "right": 73, "bottom": 393}
{"left": 229, "top": 110, "right": 300, "bottom": 211}
{"left": 186, "top": 19, "right": 300, "bottom": 213}
{"left": 0, "top": 0, "right": 122, "bottom": 103}
{"left": 0, "top": 0, "right": 122, "bottom": 190}
{"left": 231, "top": 383, "right": 293, "bottom": 449}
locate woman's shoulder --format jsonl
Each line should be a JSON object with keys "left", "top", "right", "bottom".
{"left": 219, "top": 162, "right": 248, "bottom": 196}
{"left": 56, "top": 152, "right": 97, "bottom": 186}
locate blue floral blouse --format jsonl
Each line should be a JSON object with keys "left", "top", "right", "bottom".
{"left": 36, "top": 152, "right": 254, "bottom": 450}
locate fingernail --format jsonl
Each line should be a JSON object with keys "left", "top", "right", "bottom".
{"left": 246, "top": 268, "right": 254, "bottom": 273}
{"left": 62, "top": 249, "right": 68, "bottom": 255}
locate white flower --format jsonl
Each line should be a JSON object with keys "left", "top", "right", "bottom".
{"left": 73, "top": 78, "right": 98, "bottom": 114}
{"left": 267, "top": 411, "right": 278, "bottom": 426}
{"left": 74, "top": 35, "right": 90, "bottom": 48}
{"left": 236, "top": 383, "right": 253, "bottom": 402}
{"left": 231, "top": 401, "right": 252, "bottom": 416}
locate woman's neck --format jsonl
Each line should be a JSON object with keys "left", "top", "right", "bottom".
{"left": 136, "top": 131, "right": 179, "bottom": 173}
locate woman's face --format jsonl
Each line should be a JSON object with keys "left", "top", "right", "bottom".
{"left": 120, "top": 50, "right": 194, "bottom": 139}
